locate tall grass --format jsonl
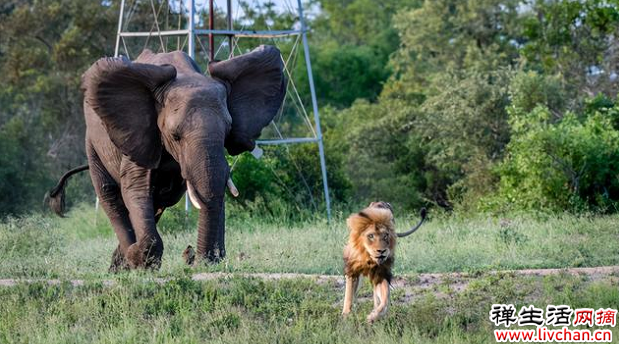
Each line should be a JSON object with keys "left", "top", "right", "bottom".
{"left": 1, "top": 203, "right": 618, "bottom": 279}
{"left": 0, "top": 272, "right": 617, "bottom": 343}
{"left": 1, "top": 205, "right": 619, "bottom": 343}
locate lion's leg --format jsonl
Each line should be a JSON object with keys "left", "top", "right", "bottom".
{"left": 342, "top": 274, "right": 359, "bottom": 316}
{"left": 353, "top": 275, "right": 361, "bottom": 303}
{"left": 373, "top": 286, "right": 379, "bottom": 309}
{"left": 367, "top": 279, "right": 390, "bottom": 323}
{"left": 377, "top": 279, "right": 390, "bottom": 317}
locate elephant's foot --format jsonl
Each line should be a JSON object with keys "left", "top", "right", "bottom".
{"left": 198, "top": 247, "right": 225, "bottom": 264}
{"left": 108, "top": 245, "right": 130, "bottom": 273}
{"left": 182, "top": 245, "right": 195, "bottom": 265}
{"left": 126, "top": 236, "right": 164, "bottom": 269}
{"left": 183, "top": 245, "right": 222, "bottom": 266}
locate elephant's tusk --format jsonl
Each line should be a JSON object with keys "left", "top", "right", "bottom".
{"left": 186, "top": 183, "right": 202, "bottom": 210}
{"left": 227, "top": 178, "right": 239, "bottom": 197}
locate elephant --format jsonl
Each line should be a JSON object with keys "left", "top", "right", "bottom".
{"left": 46, "top": 45, "right": 285, "bottom": 270}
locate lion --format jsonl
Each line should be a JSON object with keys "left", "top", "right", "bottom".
{"left": 342, "top": 201, "right": 427, "bottom": 323}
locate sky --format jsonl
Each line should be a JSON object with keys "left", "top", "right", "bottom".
{"left": 185, "top": 0, "right": 312, "bottom": 18}
{"left": 164, "top": 0, "right": 320, "bottom": 30}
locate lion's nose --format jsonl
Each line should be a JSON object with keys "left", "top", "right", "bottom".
{"left": 377, "top": 249, "right": 387, "bottom": 254}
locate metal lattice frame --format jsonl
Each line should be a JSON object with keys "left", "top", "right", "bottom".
{"left": 113, "top": 0, "right": 331, "bottom": 219}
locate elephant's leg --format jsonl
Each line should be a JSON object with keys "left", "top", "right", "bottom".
{"left": 87, "top": 147, "right": 136, "bottom": 271}
{"left": 120, "top": 158, "right": 163, "bottom": 269}
{"left": 109, "top": 245, "right": 130, "bottom": 272}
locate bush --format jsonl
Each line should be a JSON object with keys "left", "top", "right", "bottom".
{"left": 326, "top": 99, "right": 427, "bottom": 211}
{"left": 488, "top": 102, "right": 619, "bottom": 212}
{"left": 225, "top": 142, "right": 352, "bottom": 222}
{"left": 0, "top": 117, "right": 54, "bottom": 216}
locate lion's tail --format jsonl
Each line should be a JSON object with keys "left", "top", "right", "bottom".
{"left": 396, "top": 207, "right": 427, "bottom": 238}
{"left": 44, "top": 164, "right": 89, "bottom": 217}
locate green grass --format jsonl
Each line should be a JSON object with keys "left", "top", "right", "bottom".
{"left": 1, "top": 204, "right": 619, "bottom": 343}
{"left": 0, "top": 272, "right": 617, "bottom": 343}
{"left": 1, "top": 204, "right": 618, "bottom": 279}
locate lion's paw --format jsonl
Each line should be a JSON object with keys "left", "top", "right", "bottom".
{"left": 366, "top": 310, "right": 382, "bottom": 324}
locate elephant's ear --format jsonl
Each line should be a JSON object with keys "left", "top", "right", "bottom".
{"left": 208, "top": 45, "right": 286, "bottom": 155}
{"left": 82, "top": 56, "right": 176, "bottom": 168}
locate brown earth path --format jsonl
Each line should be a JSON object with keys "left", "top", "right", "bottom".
{"left": 1, "top": 266, "right": 618, "bottom": 293}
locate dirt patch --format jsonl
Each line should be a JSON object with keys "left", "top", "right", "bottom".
{"left": 1, "top": 266, "right": 618, "bottom": 294}
{"left": 195, "top": 266, "right": 619, "bottom": 293}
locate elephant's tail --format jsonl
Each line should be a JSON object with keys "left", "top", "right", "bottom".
{"left": 44, "top": 164, "right": 89, "bottom": 217}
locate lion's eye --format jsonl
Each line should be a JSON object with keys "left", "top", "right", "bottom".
{"left": 367, "top": 234, "right": 374, "bottom": 240}
{"left": 383, "top": 234, "right": 389, "bottom": 240}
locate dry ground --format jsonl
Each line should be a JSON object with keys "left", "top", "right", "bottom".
{"left": 2, "top": 265, "right": 618, "bottom": 300}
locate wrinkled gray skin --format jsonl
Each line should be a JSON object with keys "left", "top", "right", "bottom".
{"left": 79, "top": 45, "right": 285, "bottom": 270}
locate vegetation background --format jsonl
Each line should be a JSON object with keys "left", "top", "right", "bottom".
{"left": 1, "top": 0, "right": 619, "bottom": 218}
{"left": 1, "top": 1, "right": 619, "bottom": 342}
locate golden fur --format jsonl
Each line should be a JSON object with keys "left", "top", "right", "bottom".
{"left": 342, "top": 203, "right": 397, "bottom": 323}
{"left": 343, "top": 206, "right": 396, "bottom": 283}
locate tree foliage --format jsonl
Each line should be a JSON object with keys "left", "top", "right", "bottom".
{"left": 324, "top": 0, "right": 619, "bottom": 213}
{"left": 0, "top": 0, "right": 117, "bottom": 214}
{"left": 492, "top": 91, "right": 619, "bottom": 212}
{"left": 2, "top": 0, "right": 619, "bottom": 217}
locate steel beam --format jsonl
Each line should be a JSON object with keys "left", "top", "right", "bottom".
{"left": 297, "top": 0, "right": 331, "bottom": 220}
{"left": 187, "top": 0, "right": 195, "bottom": 58}
{"left": 114, "top": 0, "right": 126, "bottom": 57}
{"left": 208, "top": 0, "right": 214, "bottom": 61}
{"left": 227, "top": 0, "right": 233, "bottom": 57}
{"left": 186, "top": 0, "right": 196, "bottom": 213}
{"left": 115, "top": 0, "right": 330, "bottom": 220}
{"left": 195, "top": 29, "right": 302, "bottom": 38}
{"left": 119, "top": 29, "right": 189, "bottom": 37}
{"left": 120, "top": 29, "right": 302, "bottom": 38}
{"left": 256, "top": 137, "right": 319, "bottom": 145}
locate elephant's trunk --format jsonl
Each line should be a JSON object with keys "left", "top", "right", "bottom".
{"left": 183, "top": 137, "right": 229, "bottom": 263}
{"left": 197, "top": 199, "right": 225, "bottom": 261}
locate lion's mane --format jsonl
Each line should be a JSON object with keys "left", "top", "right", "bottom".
{"left": 343, "top": 206, "right": 396, "bottom": 284}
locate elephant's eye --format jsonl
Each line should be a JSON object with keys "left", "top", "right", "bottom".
{"left": 172, "top": 133, "right": 181, "bottom": 141}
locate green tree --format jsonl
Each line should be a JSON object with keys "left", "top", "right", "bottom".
{"left": 493, "top": 101, "right": 619, "bottom": 212}
{"left": 0, "top": 0, "right": 117, "bottom": 216}
{"left": 385, "top": 0, "right": 523, "bottom": 102}
{"left": 417, "top": 70, "right": 513, "bottom": 209}
{"left": 520, "top": 0, "right": 619, "bottom": 98}
{"left": 323, "top": 99, "right": 427, "bottom": 210}
{"left": 338, "top": 0, "right": 525, "bottom": 210}
{"left": 297, "top": 0, "right": 421, "bottom": 107}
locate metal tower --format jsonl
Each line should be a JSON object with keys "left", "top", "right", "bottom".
{"left": 113, "top": 0, "right": 331, "bottom": 219}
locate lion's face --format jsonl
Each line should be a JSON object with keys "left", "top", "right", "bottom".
{"left": 360, "top": 222, "right": 394, "bottom": 264}
{"left": 346, "top": 203, "right": 396, "bottom": 266}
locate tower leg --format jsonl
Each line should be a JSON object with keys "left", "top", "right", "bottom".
{"left": 114, "top": 0, "right": 126, "bottom": 57}
{"left": 297, "top": 0, "right": 331, "bottom": 221}
{"left": 188, "top": 0, "right": 195, "bottom": 59}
